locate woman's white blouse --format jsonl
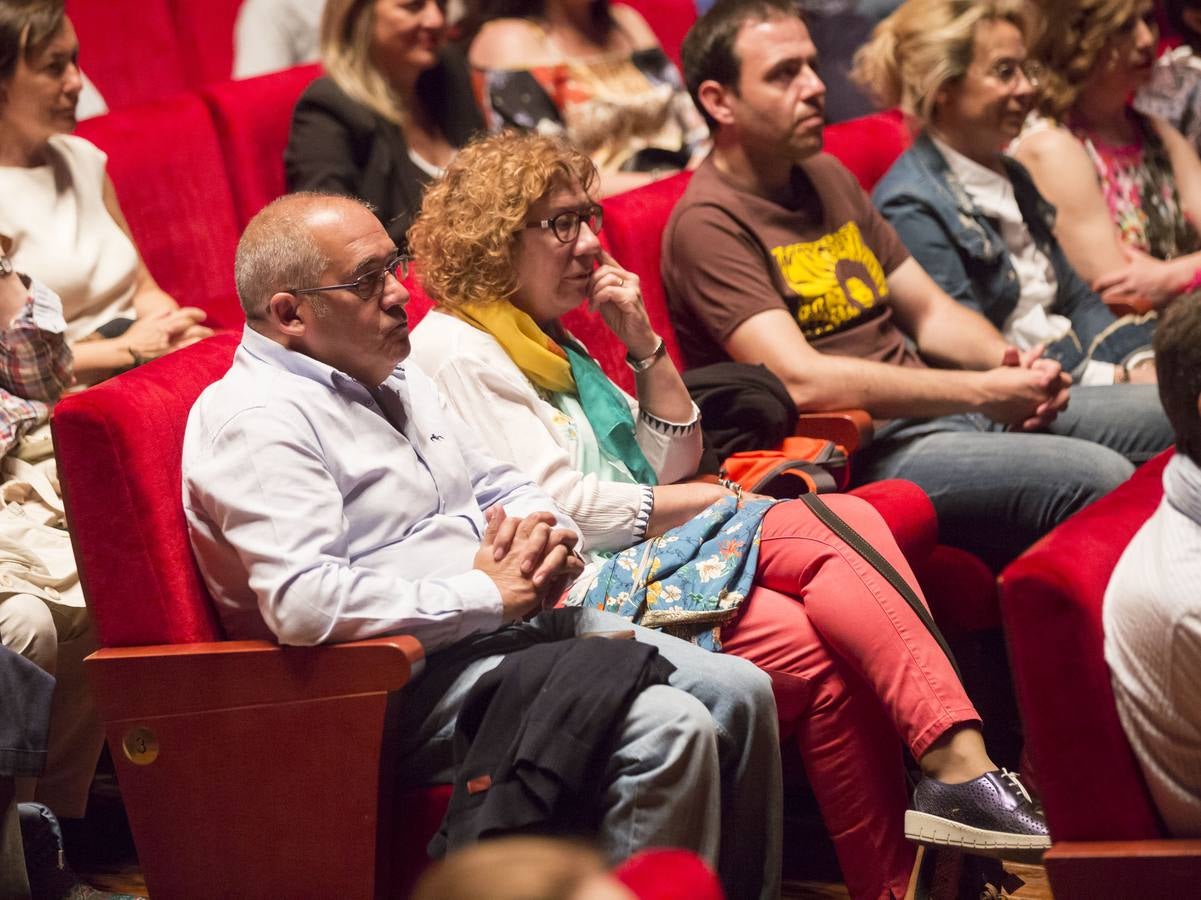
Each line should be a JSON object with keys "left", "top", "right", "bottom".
{"left": 0, "top": 135, "right": 138, "bottom": 342}
{"left": 409, "top": 310, "right": 702, "bottom": 553}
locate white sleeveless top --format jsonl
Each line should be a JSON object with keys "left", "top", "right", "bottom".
{"left": 0, "top": 134, "right": 138, "bottom": 342}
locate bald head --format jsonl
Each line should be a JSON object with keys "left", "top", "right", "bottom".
{"left": 235, "top": 192, "right": 374, "bottom": 322}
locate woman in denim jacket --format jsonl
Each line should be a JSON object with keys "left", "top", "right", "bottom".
{"left": 855, "top": 0, "right": 1156, "bottom": 385}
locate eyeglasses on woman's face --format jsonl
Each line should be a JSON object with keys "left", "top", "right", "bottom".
{"left": 291, "top": 251, "right": 411, "bottom": 302}
{"left": 985, "top": 58, "right": 1044, "bottom": 89}
{"left": 525, "top": 204, "right": 604, "bottom": 244}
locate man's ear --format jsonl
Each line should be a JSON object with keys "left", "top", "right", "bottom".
{"left": 267, "top": 291, "right": 306, "bottom": 336}
{"left": 698, "top": 79, "right": 737, "bottom": 129}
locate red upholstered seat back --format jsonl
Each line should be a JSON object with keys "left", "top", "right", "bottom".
{"left": 618, "top": 0, "right": 697, "bottom": 69}
{"left": 823, "top": 109, "right": 914, "bottom": 193}
{"left": 205, "top": 64, "right": 324, "bottom": 227}
{"left": 53, "top": 334, "right": 242, "bottom": 648}
{"left": 75, "top": 95, "right": 245, "bottom": 330}
{"left": 68, "top": 0, "right": 188, "bottom": 110}
{"left": 170, "top": 0, "right": 246, "bottom": 88}
{"left": 999, "top": 450, "right": 1174, "bottom": 841}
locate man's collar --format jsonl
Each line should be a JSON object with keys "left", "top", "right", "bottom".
{"left": 239, "top": 324, "right": 406, "bottom": 394}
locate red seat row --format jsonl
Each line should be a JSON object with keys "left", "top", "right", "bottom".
{"left": 998, "top": 449, "right": 1201, "bottom": 897}
{"left": 67, "top": 0, "right": 694, "bottom": 113}
{"left": 73, "top": 64, "right": 323, "bottom": 330}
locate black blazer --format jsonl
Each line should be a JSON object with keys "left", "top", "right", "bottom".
{"left": 284, "top": 48, "right": 484, "bottom": 247}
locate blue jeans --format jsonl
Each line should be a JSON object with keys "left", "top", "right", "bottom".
{"left": 397, "top": 608, "right": 783, "bottom": 900}
{"left": 854, "top": 384, "right": 1172, "bottom": 567}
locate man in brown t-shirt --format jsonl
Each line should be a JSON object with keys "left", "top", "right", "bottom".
{"left": 664, "top": 0, "right": 1172, "bottom": 568}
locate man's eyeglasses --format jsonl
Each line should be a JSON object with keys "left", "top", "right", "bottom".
{"left": 526, "top": 205, "right": 604, "bottom": 244}
{"left": 987, "top": 59, "right": 1044, "bottom": 89}
{"left": 292, "top": 251, "right": 410, "bottom": 301}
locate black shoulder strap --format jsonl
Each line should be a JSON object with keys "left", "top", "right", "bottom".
{"left": 799, "top": 493, "right": 962, "bottom": 681}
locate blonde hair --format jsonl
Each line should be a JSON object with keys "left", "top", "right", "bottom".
{"left": 409, "top": 131, "right": 598, "bottom": 309}
{"left": 852, "top": 0, "right": 1039, "bottom": 124}
{"left": 320, "top": 0, "right": 404, "bottom": 124}
{"left": 1031, "top": 0, "right": 1149, "bottom": 119}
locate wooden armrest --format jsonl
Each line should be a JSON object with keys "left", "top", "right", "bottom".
{"left": 796, "top": 409, "right": 873, "bottom": 453}
{"left": 85, "top": 635, "right": 424, "bottom": 720}
{"left": 1044, "top": 839, "right": 1201, "bottom": 899}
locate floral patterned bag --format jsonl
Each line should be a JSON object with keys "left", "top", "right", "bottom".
{"left": 564, "top": 494, "right": 776, "bottom": 651}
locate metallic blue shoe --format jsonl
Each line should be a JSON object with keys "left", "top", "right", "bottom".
{"left": 904, "top": 769, "right": 1050, "bottom": 860}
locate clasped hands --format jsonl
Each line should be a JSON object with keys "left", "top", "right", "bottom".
{"left": 474, "top": 506, "right": 585, "bottom": 623}
{"left": 124, "top": 306, "right": 214, "bottom": 364}
{"left": 983, "top": 343, "right": 1072, "bottom": 432}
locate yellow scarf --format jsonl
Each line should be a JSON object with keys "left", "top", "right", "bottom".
{"left": 451, "top": 300, "right": 575, "bottom": 394}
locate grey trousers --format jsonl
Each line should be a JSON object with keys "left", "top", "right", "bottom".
{"left": 401, "top": 608, "right": 783, "bottom": 900}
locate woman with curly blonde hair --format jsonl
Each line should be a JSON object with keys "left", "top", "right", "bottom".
{"left": 1012, "top": 0, "right": 1201, "bottom": 310}
{"left": 409, "top": 129, "right": 1048, "bottom": 900}
{"left": 858, "top": 0, "right": 1158, "bottom": 385}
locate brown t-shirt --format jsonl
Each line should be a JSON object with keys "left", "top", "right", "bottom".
{"left": 662, "top": 154, "right": 922, "bottom": 370}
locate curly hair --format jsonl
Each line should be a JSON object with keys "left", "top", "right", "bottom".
{"left": 1031, "top": 0, "right": 1148, "bottom": 119}
{"left": 851, "top": 0, "right": 1039, "bottom": 125}
{"left": 409, "top": 131, "right": 598, "bottom": 309}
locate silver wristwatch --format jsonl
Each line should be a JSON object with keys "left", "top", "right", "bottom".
{"left": 626, "top": 337, "right": 667, "bottom": 373}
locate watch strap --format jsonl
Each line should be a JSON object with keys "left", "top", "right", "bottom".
{"left": 626, "top": 338, "right": 667, "bottom": 373}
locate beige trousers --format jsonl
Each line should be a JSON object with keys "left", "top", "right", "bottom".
{"left": 0, "top": 428, "right": 104, "bottom": 819}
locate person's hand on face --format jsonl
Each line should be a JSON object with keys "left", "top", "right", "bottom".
{"left": 587, "top": 250, "right": 659, "bottom": 359}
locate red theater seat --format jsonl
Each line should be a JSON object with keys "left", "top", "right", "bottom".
{"left": 75, "top": 95, "right": 245, "bottom": 330}
{"left": 68, "top": 0, "right": 188, "bottom": 109}
{"left": 999, "top": 449, "right": 1201, "bottom": 898}
{"left": 170, "top": 0, "right": 246, "bottom": 88}
{"left": 204, "top": 63, "right": 324, "bottom": 227}
{"left": 619, "top": 0, "right": 697, "bottom": 69}
{"left": 823, "top": 109, "right": 914, "bottom": 193}
{"left": 53, "top": 334, "right": 450, "bottom": 898}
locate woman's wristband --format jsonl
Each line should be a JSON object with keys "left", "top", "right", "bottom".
{"left": 626, "top": 337, "right": 667, "bottom": 373}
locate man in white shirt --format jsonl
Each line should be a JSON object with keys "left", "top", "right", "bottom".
{"left": 181, "top": 193, "right": 781, "bottom": 897}
{"left": 1105, "top": 293, "right": 1201, "bottom": 837}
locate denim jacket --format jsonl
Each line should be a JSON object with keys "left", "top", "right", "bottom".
{"left": 872, "top": 133, "right": 1154, "bottom": 378}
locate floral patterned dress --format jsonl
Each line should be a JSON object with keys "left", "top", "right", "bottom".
{"left": 1069, "top": 110, "right": 1201, "bottom": 259}
{"left": 539, "top": 369, "right": 775, "bottom": 652}
{"left": 566, "top": 494, "right": 775, "bottom": 652}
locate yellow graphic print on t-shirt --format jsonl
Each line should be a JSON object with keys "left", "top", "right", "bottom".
{"left": 770, "top": 221, "right": 889, "bottom": 340}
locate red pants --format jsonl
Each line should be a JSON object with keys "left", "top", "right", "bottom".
{"left": 720, "top": 497, "right": 980, "bottom": 900}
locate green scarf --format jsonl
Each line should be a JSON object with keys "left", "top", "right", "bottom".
{"left": 452, "top": 301, "right": 658, "bottom": 485}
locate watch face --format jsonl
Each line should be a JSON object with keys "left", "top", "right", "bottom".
{"left": 0, "top": 255, "right": 12, "bottom": 277}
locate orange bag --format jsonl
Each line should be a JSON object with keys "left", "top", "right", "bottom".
{"left": 718, "top": 436, "right": 849, "bottom": 497}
